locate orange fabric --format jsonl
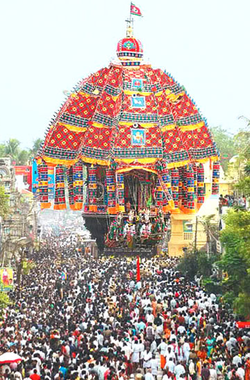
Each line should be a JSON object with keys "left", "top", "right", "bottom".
{"left": 245, "top": 359, "right": 250, "bottom": 380}
{"left": 160, "top": 355, "right": 166, "bottom": 369}
{"left": 152, "top": 300, "right": 157, "bottom": 317}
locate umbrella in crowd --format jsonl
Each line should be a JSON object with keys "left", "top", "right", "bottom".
{"left": 0, "top": 352, "right": 22, "bottom": 364}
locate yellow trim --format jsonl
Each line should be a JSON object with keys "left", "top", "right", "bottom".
{"left": 116, "top": 205, "right": 125, "bottom": 213}
{"left": 55, "top": 183, "right": 65, "bottom": 189}
{"left": 198, "top": 156, "right": 219, "bottom": 164}
{"left": 77, "top": 92, "right": 93, "bottom": 98}
{"left": 107, "top": 207, "right": 117, "bottom": 214}
{"left": 54, "top": 204, "right": 67, "bottom": 210}
{"left": 41, "top": 203, "right": 51, "bottom": 209}
{"left": 42, "top": 156, "right": 79, "bottom": 167}
{"left": 119, "top": 121, "right": 156, "bottom": 128}
{"left": 92, "top": 122, "right": 110, "bottom": 129}
{"left": 89, "top": 205, "right": 98, "bottom": 212}
{"left": 167, "top": 160, "right": 190, "bottom": 169}
{"left": 171, "top": 208, "right": 181, "bottom": 214}
{"left": 41, "top": 155, "right": 219, "bottom": 171}
{"left": 179, "top": 206, "right": 197, "bottom": 214}
{"left": 80, "top": 156, "right": 110, "bottom": 166}
{"left": 124, "top": 90, "right": 151, "bottom": 96}
{"left": 155, "top": 91, "right": 163, "bottom": 97}
{"left": 163, "top": 200, "right": 176, "bottom": 212}
{"left": 161, "top": 124, "right": 176, "bottom": 132}
{"left": 116, "top": 166, "right": 158, "bottom": 174}
{"left": 73, "top": 180, "right": 83, "bottom": 186}
{"left": 56, "top": 123, "right": 87, "bottom": 133}
{"left": 178, "top": 122, "right": 205, "bottom": 132}
{"left": 114, "top": 158, "right": 158, "bottom": 165}
{"left": 165, "top": 90, "right": 185, "bottom": 103}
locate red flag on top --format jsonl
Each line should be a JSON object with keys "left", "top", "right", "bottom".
{"left": 131, "top": 3, "right": 142, "bottom": 17}
{"left": 136, "top": 256, "right": 141, "bottom": 282}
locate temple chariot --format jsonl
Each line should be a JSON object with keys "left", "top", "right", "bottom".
{"left": 36, "top": 15, "right": 220, "bottom": 255}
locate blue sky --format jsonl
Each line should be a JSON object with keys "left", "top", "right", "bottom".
{"left": 0, "top": 0, "right": 249, "bottom": 149}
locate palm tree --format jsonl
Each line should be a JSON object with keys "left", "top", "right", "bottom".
{"left": 4, "top": 139, "right": 21, "bottom": 163}
{"left": 29, "top": 138, "right": 43, "bottom": 159}
{"left": 199, "top": 214, "right": 217, "bottom": 256}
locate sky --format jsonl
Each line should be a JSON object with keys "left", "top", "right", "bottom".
{"left": 0, "top": 0, "right": 250, "bottom": 149}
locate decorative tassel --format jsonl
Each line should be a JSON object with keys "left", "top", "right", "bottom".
{"left": 106, "top": 168, "right": 116, "bottom": 214}
{"left": 38, "top": 162, "right": 51, "bottom": 209}
{"left": 193, "top": 163, "right": 197, "bottom": 200}
{"left": 171, "top": 168, "right": 180, "bottom": 209}
{"left": 160, "top": 164, "right": 175, "bottom": 212}
{"left": 54, "top": 165, "right": 67, "bottom": 210}
{"left": 186, "top": 164, "right": 195, "bottom": 213}
{"left": 72, "top": 162, "right": 84, "bottom": 210}
{"left": 155, "top": 178, "right": 164, "bottom": 208}
{"left": 182, "top": 166, "right": 188, "bottom": 210}
{"left": 116, "top": 173, "right": 125, "bottom": 213}
{"left": 197, "top": 163, "right": 205, "bottom": 206}
{"left": 88, "top": 165, "right": 98, "bottom": 212}
{"left": 178, "top": 167, "right": 183, "bottom": 205}
{"left": 67, "top": 166, "right": 74, "bottom": 208}
{"left": 212, "top": 161, "right": 220, "bottom": 195}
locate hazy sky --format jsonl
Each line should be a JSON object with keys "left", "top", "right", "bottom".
{"left": 1, "top": 0, "right": 249, "bottom": 149}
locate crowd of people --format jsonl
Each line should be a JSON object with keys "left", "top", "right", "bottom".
{"left": 219, "top": 195, "right": 247, "bottom": 213}
{"left": 0, "top": 237, "right": 249, "bottom": 380}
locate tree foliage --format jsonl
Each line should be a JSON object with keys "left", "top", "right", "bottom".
{"left": 219, "top": 210, "right": 250, "bottom": 318}
{"left": 0, "top": 138, "right": 43, "bottom": 165}
{"left": 235, "top": 177, "right": 250, "bottom": 197}
{"left": 0, "top": 186, "right": 10, "bottom": 219}
{"left": 177, "top": 251, "right": 217, "bottom": 280}
{"left": 0, "top": 292, "right": 11, "bottom": 311}
{"left": 210, "top": 126, "right": 237, "bottom": 172}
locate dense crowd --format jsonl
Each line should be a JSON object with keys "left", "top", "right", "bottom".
{"left": 0, "top": 238, "right": 249, "bottom": 380}
{"left": 219, "top": 195, "right": 247, "bottom": 213}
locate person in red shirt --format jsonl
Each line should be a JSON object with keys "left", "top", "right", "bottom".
{"left": 30, "top": 369, "right": 41, "bottom": 380}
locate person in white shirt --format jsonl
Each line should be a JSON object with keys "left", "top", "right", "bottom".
{"left": 150, "top": 355, "right": 158, "bottom": 378}
{"left": 232, "top": 354, "right": 242, "bottom": 366}
{"left": 145, "top": 368, "right": 155, "bottom": 380}
{"left": 183, "top": 339, "right": 190, "bottom": 363}
{"left": 143, "top": 348, "right": 152, "bottom": 370}
{"left": 236, "top": 365, "right": 245, "bottom": 380}
{"left": 158, "top": 339, "right": 168, "bottom": 369}
{"left": 175, "top": 343, "right": 185, "bottom": 363}
{"left": 146, "top": 311, "right": 154, "bottom": 324}
{"left": 165, "top": 357, "right": 175, "bottom": 374}
{"left": 175, "top": 363, "right": 185, "bottom": 380}
{"left": 209, "top": 364, "right": 217, "bottom": 380}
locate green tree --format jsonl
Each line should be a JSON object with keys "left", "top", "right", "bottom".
{"left": 210, "top": 126, "right": 237, "bottom": 172}
{"left": 235, "top": 177, "right": 250, "bottom": 197}
{"left": 0, "top": 144, "right": 5, "bottom": 157}
{"left": 0, "top": 292, "right": 10, "bottom": 313}
{"left": 18, "top": 150, "right": 29, "bottom": 165}
{"left": 4, "top": 139, "right": 31, "bottom": 165}
{"left": 199, "top": 215, "right": 218, "bottom": 255}
{"left": 219, "top": 210, "right": 250, "bottom": 317}
{"left": 0, "top": 186, "right": 9, "bottom": 219}
{"left": 29, "top": 138, "right": 43, "bottom": 159}
{"left": 4, "top": 138, "right": 21, "bottom": 162}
